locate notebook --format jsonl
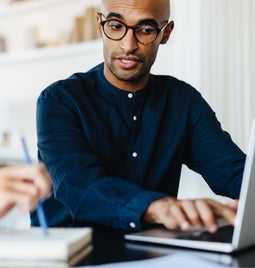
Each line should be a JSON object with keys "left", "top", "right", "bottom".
{"left": 125, "top": 119, "right": 255, "bottom": 253}
{"left": 0, "top": 227, "right": 92, "bottom": 267}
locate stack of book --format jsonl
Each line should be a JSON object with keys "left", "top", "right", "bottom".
{"left": 0, "top": 227, "right": 93, "bottom": 267}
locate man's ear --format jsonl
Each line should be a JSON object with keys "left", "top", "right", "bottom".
{"left": 160, "top": 20, "right": 174, "bottom": 44}
{"left": 97, "top": 12, "right": 103, "bottom": 37}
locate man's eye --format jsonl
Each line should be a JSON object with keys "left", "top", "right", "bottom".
{"left": 137, "top": 25, "right": 157, "bottom": 35}
{"left": 107, "top": 21, "right": 124, "bottom": 31}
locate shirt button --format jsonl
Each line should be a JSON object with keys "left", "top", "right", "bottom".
{"left": 128, "top": 93, "right": 133, "bottom": 99}
{"left": 129, "top": 222, "right": 136, "bottom": 229}
{"left": 132, "top": 152, "right": 138, "bottom": 158}
{"left": 133, "top": 116, "right": 137, "bottom": 121}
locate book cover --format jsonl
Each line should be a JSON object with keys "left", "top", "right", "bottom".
{"left": 0, "top": 227, "right": 93, "bottom": 267}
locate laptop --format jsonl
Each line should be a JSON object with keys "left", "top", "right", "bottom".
{"left": 125, "top": 119, "right": 255, "bottom": 253}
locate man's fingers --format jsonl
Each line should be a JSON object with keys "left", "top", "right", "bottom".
{"left": 228, "top": 199, "right": 239, "bottom": 211}
{"left": 182, "top": 198, "right": 237, "bottom": 232}
{"left": 143, "top": 197, "right": 238, "bottom": 232}
{"left": 159, "top": 200, "right": 200, "bottom": 230}
{"left": 166, "top": 202, "right": 190, "bottom": 230}
{"left": 195, "top": 199, "right": 218, "bottom": 233}
{"left": 143, "top": 197, "right": 188, "bottom": 230}
{"left": 0, "top": 191, "right": 37, "bottom": 217}
{"left": 181, "top": 199, "right": 202, "bottom": 228}
{"left": 27, "top": 163, "right": 52, "bottom": 199}
{"left": 0, "top": 200, "right": 15, "bottom": 218}
{"left": 207, "top": 199, "right": 236, "bottom": 226}
{"left": 0, "top": 164, "right": 52, "bottom": 199}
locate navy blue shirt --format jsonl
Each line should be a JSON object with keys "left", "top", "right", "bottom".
{"left": 31, "top": 63, "right": 245, "bottom": 231}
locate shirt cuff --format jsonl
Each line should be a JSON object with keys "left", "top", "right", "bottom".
{"left": 118, "top": 190, "right": 167, "bottom": 231}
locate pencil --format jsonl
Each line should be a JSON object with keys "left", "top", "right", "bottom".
{"left": 20, "top": 136, "right": 49, "bottom": 236}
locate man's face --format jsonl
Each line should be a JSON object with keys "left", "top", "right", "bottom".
{"left": 98, "top": 0, "right": 173, "bottom": 91}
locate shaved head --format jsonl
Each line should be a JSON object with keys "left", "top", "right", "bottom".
{"left": 101, "top": 0, "right": 171, "bottom": 20}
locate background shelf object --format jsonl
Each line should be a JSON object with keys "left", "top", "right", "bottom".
{"left": 0, "top": 35, "right": 7, "bottom": 52}
{"left": 0, "top": 0, "right": 100, "bottom": 53}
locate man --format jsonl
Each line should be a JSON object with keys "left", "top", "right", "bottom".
{"left": 32, "top": 0, "right": 245, "bottom": 233}
{"left": 0, "top": 164, "right": 51, "bottom": 218}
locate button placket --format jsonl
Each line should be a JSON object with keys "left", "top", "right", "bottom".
{"left": 127, "top": 92, "right": 140, "bottom": 164}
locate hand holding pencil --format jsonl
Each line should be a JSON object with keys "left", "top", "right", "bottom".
{"left": 0, "top": 163, "right": 52, "bottom": 219}
{"left": 20, "top": 136, "right": 51, "bottom": 236}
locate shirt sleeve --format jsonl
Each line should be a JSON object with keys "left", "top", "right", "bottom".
{"left": 184, "top": 90, "right": 246, "bottom": 199}
{"left": 36, "top": 87, "right": 166, "bottom": 231}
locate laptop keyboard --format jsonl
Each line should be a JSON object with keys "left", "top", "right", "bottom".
{"left": 177, "top": 225, "right": 234, "bottom": 243}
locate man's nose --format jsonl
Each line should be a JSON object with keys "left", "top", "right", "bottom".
{"left": 120, "top": 29, "right": 138, "bottom": 52}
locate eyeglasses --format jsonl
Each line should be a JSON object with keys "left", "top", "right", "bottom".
{"left": 99, "top": 13, "right": 169, "bottom": 45}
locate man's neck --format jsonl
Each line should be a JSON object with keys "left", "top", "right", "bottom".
{"left": 103, "top": 67, "right": 149, "bottom": 93}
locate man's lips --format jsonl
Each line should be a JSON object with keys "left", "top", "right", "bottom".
{"left": 117, "top": 56, "right": 140, "bottom": 69}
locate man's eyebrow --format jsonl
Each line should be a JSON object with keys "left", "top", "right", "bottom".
{"left": 105, "top": 13, "right": 159, "bottom": 27}
{"left": 138, "top": 19, "right": 159, "bottom": 27}
{"left": 105, "top": 12, "right": 123, "bottom": 20}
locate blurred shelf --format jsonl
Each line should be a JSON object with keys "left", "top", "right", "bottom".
{"left": 0, "top": 39, "right": 102, "bottom": 65}
{"left": 0, "top": 0, "right": 100, "bottom": 60}
{"left": 0, "top": 0, "right": 100, "bottom": 18}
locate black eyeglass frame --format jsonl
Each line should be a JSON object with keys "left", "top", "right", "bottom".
{"left": 99, "top": 13, "right": 169, "bottom": 45}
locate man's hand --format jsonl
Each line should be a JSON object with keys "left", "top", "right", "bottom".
{"left": 143, "top": 197, "right": 238, "bottom": 233}
{"left": 0, "top": 164, "right": 52, "bottom": 218}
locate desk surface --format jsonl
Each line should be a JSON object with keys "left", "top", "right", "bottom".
{"left": 78, "top": 226, "right": 255, "bottom": 267}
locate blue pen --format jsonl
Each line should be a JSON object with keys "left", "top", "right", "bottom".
{"left": 21, "top": 136, "right": 49, "bottom": 236}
